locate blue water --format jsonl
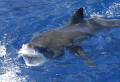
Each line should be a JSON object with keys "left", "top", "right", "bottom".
{"left": 0, "top": 0, "right": 120, "bottom": 82}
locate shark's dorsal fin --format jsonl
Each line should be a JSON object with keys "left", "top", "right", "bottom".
{"left": 68, "top": 8, "right": 84, "bottom": 24}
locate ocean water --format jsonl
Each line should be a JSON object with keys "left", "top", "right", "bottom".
{"left": 0, "top": 0, "right": 120, "bottom": 82}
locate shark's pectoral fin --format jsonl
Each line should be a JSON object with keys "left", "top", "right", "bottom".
{"left": 70, "top": 46, "right": 97, "bottom": 67}
{"left": 68, "top": 8, "right": 84, "bottom": 24}
{"left": 70, "top": 46, "right": 89, "bottom": 58}
{"left": 84, "top": 60, "right": 97, "bottom": 67}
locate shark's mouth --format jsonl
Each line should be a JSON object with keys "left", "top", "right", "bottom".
{"left": 18, "top": 44, "right": 47, "bottom": 66}
{"left": 22, "top": 55, "right": 45, "bottom": 66}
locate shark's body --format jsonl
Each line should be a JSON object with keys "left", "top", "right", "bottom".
{"left": 18, "top": 8, "right": 120, "bottom": 67}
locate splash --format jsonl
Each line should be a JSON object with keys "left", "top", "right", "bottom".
{"left": 0, "top": 52, "right": 28, "bottom": 82}
{"left": 0, "top": 35, "right": 28, "bottom": 82}
{"left": 0, "top": 66, "right": 28, "bottom": 82}
{"left": 0, "top": 44, "right": 6, "bottom": 57}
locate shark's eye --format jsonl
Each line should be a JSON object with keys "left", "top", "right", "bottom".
{"left": 34, "top": 46, "right": 47, "bottom": 53}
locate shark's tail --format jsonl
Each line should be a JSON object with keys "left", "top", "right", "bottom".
{"left": 98, "top": 18, "right": 120, "bottom": 29}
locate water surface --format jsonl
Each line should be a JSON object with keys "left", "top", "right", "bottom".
{"left": 0, "top": 0, "right": 120, "bottom": 82}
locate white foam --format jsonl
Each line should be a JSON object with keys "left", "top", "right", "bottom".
{"left": 0, "top": 70, "right": 28, "bottom": 82}
{"left": 0, "top": 45, "right": 6, "bottom": 57}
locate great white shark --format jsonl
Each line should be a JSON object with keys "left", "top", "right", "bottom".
{"left": 18, "top": 8, "right": 120, "bottom": 67}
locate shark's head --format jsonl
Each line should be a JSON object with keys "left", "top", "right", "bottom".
{"left": 18, "top": 43, "right": 64, "bottom": 66}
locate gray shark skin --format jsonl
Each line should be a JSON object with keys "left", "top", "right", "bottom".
{"left": 18, "top": 8, "right": 120, "bottom": 67}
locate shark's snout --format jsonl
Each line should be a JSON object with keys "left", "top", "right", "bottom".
{"left": 18, "top": 44, "right": 47, "bottom": 66}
